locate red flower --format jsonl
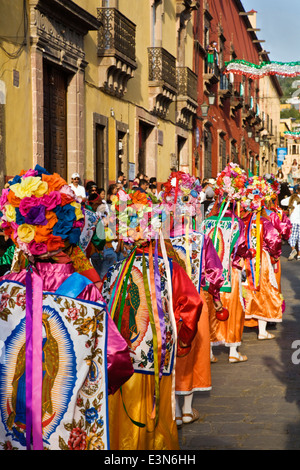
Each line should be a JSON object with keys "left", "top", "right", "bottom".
{"left": 68, "top": 427, "right": 87, "bottom": 450}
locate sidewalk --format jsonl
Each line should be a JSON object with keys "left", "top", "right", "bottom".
{"left": 178, "top": 243, "right": 300, "bottom": 450}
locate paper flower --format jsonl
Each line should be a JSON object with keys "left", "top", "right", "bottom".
{"left": 215, "top": 163, "right": 247, "bottom": 202}
{"left": 161, "top": 171, "right": 202, "bottom": 216}
{"left": 0, "top": 165, "right": 85, "bottom": 257}
{"left": 109, "top": 188, "right": 162, "bottom": 243}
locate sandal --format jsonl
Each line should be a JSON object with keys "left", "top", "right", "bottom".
{"left": 176, "top": 417, "right": 183, "bottom": 428}
{"left": 182, "top": 408, "right": 200, "bottom": 424}
{"left": 210, "top": 355, "right": 218, "bottom": 363}
{"left": 229, "top": 353, "right": 248, "bottom": 363}
{"left": 258, "top": 332, "right": 275, "bottom": 340}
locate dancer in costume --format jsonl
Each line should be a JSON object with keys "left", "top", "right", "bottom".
{"left": 201, "top": 164, "right": 252, "bottom": 363}
{"left": 240, "top": 176, "right": 283, "bottom": 340}
{"left": 0, "top": 166, "right": 133, "bottom": 450}
{"left": 262, "top": 174, "right": 291, "bottom": 298}
{"left": 160, "top": 172, "right": 224, "bottom": 427}
{"left": 101, "top": 189, "right": 202, "bottom": 450}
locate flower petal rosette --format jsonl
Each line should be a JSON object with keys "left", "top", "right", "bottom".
{"left": 240, "top": 175, "right": 269, "bottom": 212}
{"left": 0, "top": 165, "right": 85, "bottom": 257}
{"left": 263, "top": 173, "right": 280, "bottom": 202}
{"left": 110, "top": 188, "right": 162, "bottom": 243}
{"left": 215, "top": 163, "right": 247, "bottom": 202}
{"left": 161, "top": 171, "right": 202, "bottom": 217}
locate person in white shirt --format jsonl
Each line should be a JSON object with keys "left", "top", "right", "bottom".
{"left": 69, "top": 173, "right": 87, "bottom": 203}
{"left": 281, "top": 184, "right": 300, "bottom": 260}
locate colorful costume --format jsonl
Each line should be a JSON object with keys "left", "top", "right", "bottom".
{"left": 201, "top": 164, "right": 252, "bottom": 362}
{"left": 0, "top": 166, "right": 133, "bottom": 450}
{"left": 202, "top": 209, "right": 250, "bottom": 357}
{"left": 101, "top": 236, "right": 202, "bottom": 449}
{"left": 242, "top": 212, "right": 283, "bottom": 325}
{"left": 159, "top": 171, "right": 222, "bottom": 424}
{"left": 171, "top": 231, "right": 224, "bottom": 394}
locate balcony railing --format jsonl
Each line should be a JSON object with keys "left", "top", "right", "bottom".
{"left": 177, "top": 67, "right": 198, "bottom": 103}
{"left": 148, "top": 47, "right": 177, "bottom": 93}
{"left": 97, "top": 8, "right": 136, "bottom": 64}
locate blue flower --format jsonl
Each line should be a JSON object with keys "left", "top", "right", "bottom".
{"left": 147, "top": 345, "right": 154, "bottom": 363}
{"left": 54, "top": 204, "right": 76, "bottom": 223}
{"left": 34, "top": 164, "right": 51, "bottom": 177}
{"left": 9, "top": 175, "right": 22, "bottom": 186}
{"left": 68, "top": 227, "right": 81, "bottom": 245}
{"left": 85, "top": 407, "right": 98, "bottom": 424}
{"left": 15, "top": 207, "right": 25, "bottom": 225}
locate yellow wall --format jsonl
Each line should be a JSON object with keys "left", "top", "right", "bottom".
{"left": 0, "top": 0, "right": 32, "bottom": 179}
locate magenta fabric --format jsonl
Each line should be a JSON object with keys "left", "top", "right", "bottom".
{"left": 201, "top": 235, "right": 224, "bottom": 301}
{"left": 269, "top": 210, "right": 292, "bottom": 242}
{"left": 25, "top": 270, "right": 33, "bottom": 450}
{"left": 3, "top": 263, "right": 134, "bottom": 396}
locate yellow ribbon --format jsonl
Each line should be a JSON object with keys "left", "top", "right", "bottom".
{"left": 185, "top": 216, "right": 192, "bottom": 278}
{"left": 255, "top": 210, "right": 261, "bottom": 288}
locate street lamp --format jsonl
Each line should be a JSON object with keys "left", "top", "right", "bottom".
{"left": 200, "top": 93, "right": 215, "bottom": 117}
{"left": 247, "top": 131, "right": 253, "bottom": 138}
{"left": 208, "top": 93, "right": 216, "bottom": 105}
{"left": 200, "top": 103, "right": 209, "bottom": 117}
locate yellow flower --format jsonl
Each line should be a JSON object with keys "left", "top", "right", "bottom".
{"left": 17, "top": 223, "right": 35, "bottom": 243}
{"left": 71, "top": 201, "right": 83, "bottom": 220}
{"left": 33, "top": 180, "right": 48, "bottom": 197}
{"left": 10, "top": 176, "right": 46, "bottom": 199}
{"left": 86, "top": 433, "right": 105, "bottom": 450}
{"left": 105, "top": 227, "right": 115, "bottom": 241}
{"left": 5, "top": 204, "right": 16, "bottom": 222}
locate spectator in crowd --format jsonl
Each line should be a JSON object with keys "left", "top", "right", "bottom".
{"left": 69, "top": 173, "right": 87, "bottom": 203}
{"left": 107, "top": 183, "right": 118, "bottom": 204}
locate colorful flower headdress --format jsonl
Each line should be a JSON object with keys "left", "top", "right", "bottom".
{"left": 263, "top": 173, "right": 280, "bottom": 200}
{"left": 109, "top": 188, "right": 162, "bottom": 243}
{"left": 161, "top": 171, "right": 202, "bottom": 217}
{"left": 215, "top": 163, "right": 247, "bottom": 202}
{"left": 240, "top": 175, "right": 270, "bottom": 212}
{"left": 0, "top": 165, "right": 85, "bottom": 258}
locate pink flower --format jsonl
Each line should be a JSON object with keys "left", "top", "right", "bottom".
{"left": 16, "top": 292, "right": 26, "bottom": 307}
{"left": 0, "top": 292, "right": 10, "bottom": 311}
{"left": 41, "top": 191, "right": 62, "bottom": 210}
{"left": 0, "top": 188, "right": 9, "bottom": 210}
{"left": 60, "top": 184, "right": 75, "bottom": 198}
{"left": 23, "top": 169, "right": 38, "bottom": 178}
{"left": 19, "top": 196, "right": 40, "bottom": 216}
{"left": 28, "top": 240, "right": 48, "bottom": 256}
{"left": 67, "top": 307, "right": 79, "bottom": 321}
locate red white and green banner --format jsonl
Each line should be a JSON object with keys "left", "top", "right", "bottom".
{"left": 224, "top": 60, "right": 300, "bottom": 78}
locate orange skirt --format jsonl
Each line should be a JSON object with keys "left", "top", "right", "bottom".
{"left": 204, "top": 268, "right": 245, "bottom": 347}
{"left": 108, "top": 373, "right": 179, "bottom": 450}
{"left": 244, "top": 250, "right": 283, "bottom": 323}
{"left": 175, "top": 290, "right": 211, "bottom": 394}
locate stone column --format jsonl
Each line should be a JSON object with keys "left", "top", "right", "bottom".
{"left": 31, "top": 47, "right": 44, "bottom": 168}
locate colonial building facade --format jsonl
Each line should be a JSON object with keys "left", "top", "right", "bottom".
{"left": 192, "top": 1, "right": 282, "bottom": 180}
{"left": 0, "top": 0, "right": 281, "bottom": 189}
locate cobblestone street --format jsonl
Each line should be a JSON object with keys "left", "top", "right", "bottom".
{"left": 178, "top": 243, "right": 300, "bottom": 450}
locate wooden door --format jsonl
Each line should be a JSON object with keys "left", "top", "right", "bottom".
{"left": 96, "top": 124, "right": 105, "bottom": 189}
{"left": 43, "top": 63, "right": 68, "bottom": 180}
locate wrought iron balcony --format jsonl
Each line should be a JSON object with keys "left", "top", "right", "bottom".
{"left": 177, "top": 66, "right": 198, "bottom": 103}
{"left": 97, "top": 8, "right": 137, "bottom": 97}
{"left": 176, "top": 66, "right": 198, "bottom": 128}
{"left": 148, "top": 47, "right": 177, "bottom": 117}
{"left": 97, "top": 8, "right": 136, "bottom": 63}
